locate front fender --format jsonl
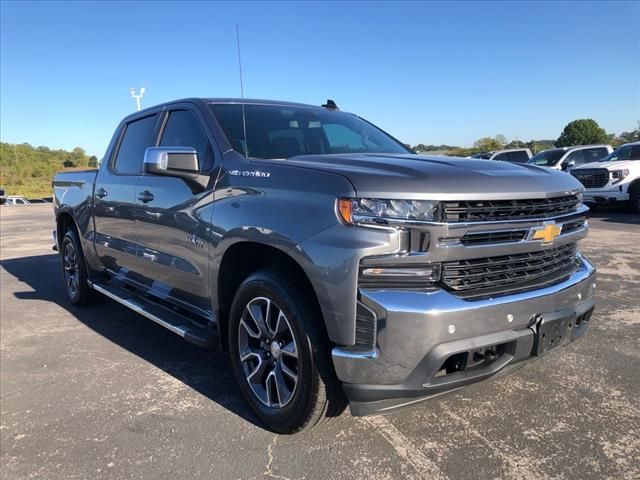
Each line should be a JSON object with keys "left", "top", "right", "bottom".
{"left": 294, "top": 224, "right": 401, "bottom": 346}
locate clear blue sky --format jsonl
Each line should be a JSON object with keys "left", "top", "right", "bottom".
{"left": 1, "top": 1, "right": 638, "bottom": 157}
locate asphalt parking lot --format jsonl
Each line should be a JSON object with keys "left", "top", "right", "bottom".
{"left": 1, "top": 204, "right": 639, "bottom": 480}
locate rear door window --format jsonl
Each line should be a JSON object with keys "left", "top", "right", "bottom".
{"left": 113, "top": 115, "right": 158, "bottom": 174}
{"left": 159, "top": 110, "right": 214, "bottom": 171}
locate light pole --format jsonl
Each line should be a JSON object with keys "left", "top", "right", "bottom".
{"left": 129, "top": 87, "right": 146, "bottom": 111}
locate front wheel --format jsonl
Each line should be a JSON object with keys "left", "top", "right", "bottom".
{"left": 228, "top": 270, "right": 345, "bottom": 433}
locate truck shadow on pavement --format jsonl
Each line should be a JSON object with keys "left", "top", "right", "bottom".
{"left": 1, "top": 253, "right": 266, "bottom": 430}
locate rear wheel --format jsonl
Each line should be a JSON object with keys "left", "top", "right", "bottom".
{"left": 60, "top": 229, "right": 95, "bottom": 306}
{"left": 228, "top": 269, "right": 345, "bottom": 433}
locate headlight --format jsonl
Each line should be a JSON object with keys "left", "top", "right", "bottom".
{"left": 338, "top": 198, "right": 441, "bottom": 225}
{"left": 610, "top": 169, "right": 629, "bottom": 184}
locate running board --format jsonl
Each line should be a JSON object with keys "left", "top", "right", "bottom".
{"left": 89, "top": 281, "right": 217, "bottom": 348}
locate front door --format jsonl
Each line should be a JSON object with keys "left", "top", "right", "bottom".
{"left": 93, "top": 113, "right": 159, "bottom": 276}
{"left": 133, "top": 107, "right": 217, "bottom": 316}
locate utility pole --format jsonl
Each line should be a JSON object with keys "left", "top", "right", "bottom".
{"left": 129, "top": 87, "right": 146, "bottom": 111}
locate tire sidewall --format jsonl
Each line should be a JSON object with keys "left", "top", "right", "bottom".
{"left": 228, "top": 272, "right": 318, "bottom": 432}
{"left": 61, "top": 229, "right": 89, "bottom": 305}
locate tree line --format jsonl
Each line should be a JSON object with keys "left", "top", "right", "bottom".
{"left": 412, "top": 119, "right": 640, "bottom": 156}
{"left": 0, "top": 142, "right": 98, "bottom": 198}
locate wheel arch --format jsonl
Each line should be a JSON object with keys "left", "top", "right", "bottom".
{"left": 56, "top": 209, "right": 79, "bottom": 247}
{"left": 215, "top": 241, "right": 327, "bottom": 351}
{"left": 628, "top": 177, "right": 640, "bottom": 193}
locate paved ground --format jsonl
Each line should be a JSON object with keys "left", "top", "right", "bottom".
{"left": 1, "top": 204, "right": 638, "bottom": 480}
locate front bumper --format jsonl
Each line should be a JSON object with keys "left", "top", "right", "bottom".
{"left": 583, "top": 187, "right": 629, "bottom": 204}
{"left": 333, "top": 253, "right": 596, "bottom": 416}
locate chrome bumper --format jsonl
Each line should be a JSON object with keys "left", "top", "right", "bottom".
{"left": 583, "top": 189, "right": 629, "bottom": 203}
{"left": 333, "top": 254, "right": 596, "bottom": 415}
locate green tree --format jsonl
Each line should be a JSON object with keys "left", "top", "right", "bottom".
{"left": 474, "top": 136, "right": 506, "bottom": 152}
{"left": 556, "top": 119, "right": 607, "bottom": 147}
{"left": 618, "top": 129, "right": 640, "bottom": 144}
{"left": 505, "top": 140, "right": 527, "bottom": 149}
{"left": 88, "top": 155, "right": 99, "bottom": 167}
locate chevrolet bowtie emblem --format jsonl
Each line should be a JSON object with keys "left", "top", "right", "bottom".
{"left": 530, "top": 222, "right": 562, "bottom": 243}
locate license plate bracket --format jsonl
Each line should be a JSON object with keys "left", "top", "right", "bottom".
{"left": 533, "top": 310, "right": 576, "bottom": 356}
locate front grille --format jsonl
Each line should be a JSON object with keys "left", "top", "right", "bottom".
{"left": 562, "top": 220, "right": 586, "bottom": 235}
{"left": 441, "top": 243, "right": 579, "bottom": 299}
{"left": 571, "top": 169, "right": 609, "bottom": 188}
{"left": 442, "top": 195, "right": 581, "bottom": 222}
{"left": 459, "top": 230, "right": 528, "bottom": 245}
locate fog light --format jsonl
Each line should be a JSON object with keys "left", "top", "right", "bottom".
{"left": 359, "top": 264, "right": 441, "bottom": 288}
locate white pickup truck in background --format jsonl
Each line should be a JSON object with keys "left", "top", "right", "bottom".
{"left": 571, "top": 142, "right": 640, "bottom": 212}
{"left": 528, "top": 145, "right": 612, "bottom": 171}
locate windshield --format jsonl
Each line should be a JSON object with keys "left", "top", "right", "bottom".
{"left": 209, "top": 103, "right": 410, "bottom": 159}
{"left": 601, "top": 144, "right": 640, "bottom": 162}
{"left": 528, "top": 149, "right": 566, "bottom": 166}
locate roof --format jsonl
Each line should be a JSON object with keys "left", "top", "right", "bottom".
{"left": 121, "top": 97, "right": 333, "bottom": 123}
{"left": 205, "top": 98, "right": 322, "bottom": 108}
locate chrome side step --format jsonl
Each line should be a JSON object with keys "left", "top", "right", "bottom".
{"left": 89, "top": 281, "right": 217, "bottom": 347}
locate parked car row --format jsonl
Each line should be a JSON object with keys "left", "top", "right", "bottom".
{"left": 464, "top": 141, "right": 639, "bottom": 211}
{"left": 468, "top": 144, "right": 615, "bottom": 171}
{"left": 1, "top": 195, "right": 53, "bottom": 206}
{"left": 469, "top": 148, "right": 532, "bottom": 163}
{"left": 570, "top": 142, "right": 640, "bottom": 212}
{"left": 3, "top": 195, "right": 32, "bottom": 206}
{"left": 528, "top": 145, "right": 613, "bottom": 171}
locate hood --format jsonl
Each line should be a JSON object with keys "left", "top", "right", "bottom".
{"left": 265, "top": 153, "right": 584, "bottom": 200}
{"left": 574, "top": 160, "right": 638, "bottom": 171}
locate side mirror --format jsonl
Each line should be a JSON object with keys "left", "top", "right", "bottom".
{"left": 144, "top": 147, "right": 199, "bottom": 179}
{"left": 562, "top": 159, "right": 575, "bottom": 171}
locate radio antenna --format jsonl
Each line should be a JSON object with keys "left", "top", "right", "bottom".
{"left": 236, "top": 23, "right": 248, "bottom": 158}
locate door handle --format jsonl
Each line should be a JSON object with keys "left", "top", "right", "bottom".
{"left": 137, "top": 190, "right": 154, "bottom": 203}
{"left": 95, "top": 188, "right": 108, "bottom": 199}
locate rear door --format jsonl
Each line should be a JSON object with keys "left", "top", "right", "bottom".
{"left": 133, "top": 105, "right": 218, "bottom": 316}
{"left": 93, "top": 113, "right": 160, "bottom": 275}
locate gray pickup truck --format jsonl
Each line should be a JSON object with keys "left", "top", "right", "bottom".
{"left": 53, "top": 98, "right": 596, "bottom": 433}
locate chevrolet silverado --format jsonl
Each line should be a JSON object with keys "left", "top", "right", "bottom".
{"left": 53, "top": 98, "right": 596, "bottom": 433}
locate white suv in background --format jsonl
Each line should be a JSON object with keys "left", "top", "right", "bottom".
{"left": 469, "top": 148, "right": 532, "bottom": 163}
{"left": 571, "top": 142, "right": 640, "bottom": 212}
{"left": 528, "top": 145, "right": 613, "bottom": 171}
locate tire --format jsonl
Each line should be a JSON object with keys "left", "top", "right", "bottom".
{"left": 629, "top": 184, "right": 640, "bottom": 213}
{"left": 60, "top": 228, "right": 96, "bottom": 306}
{"left": 228, "top": 269, "right": 345, "bottom": 434}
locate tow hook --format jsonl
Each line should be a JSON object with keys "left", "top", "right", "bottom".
{"left": 473, "top": 350, "right": 499, "bottom": 362}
